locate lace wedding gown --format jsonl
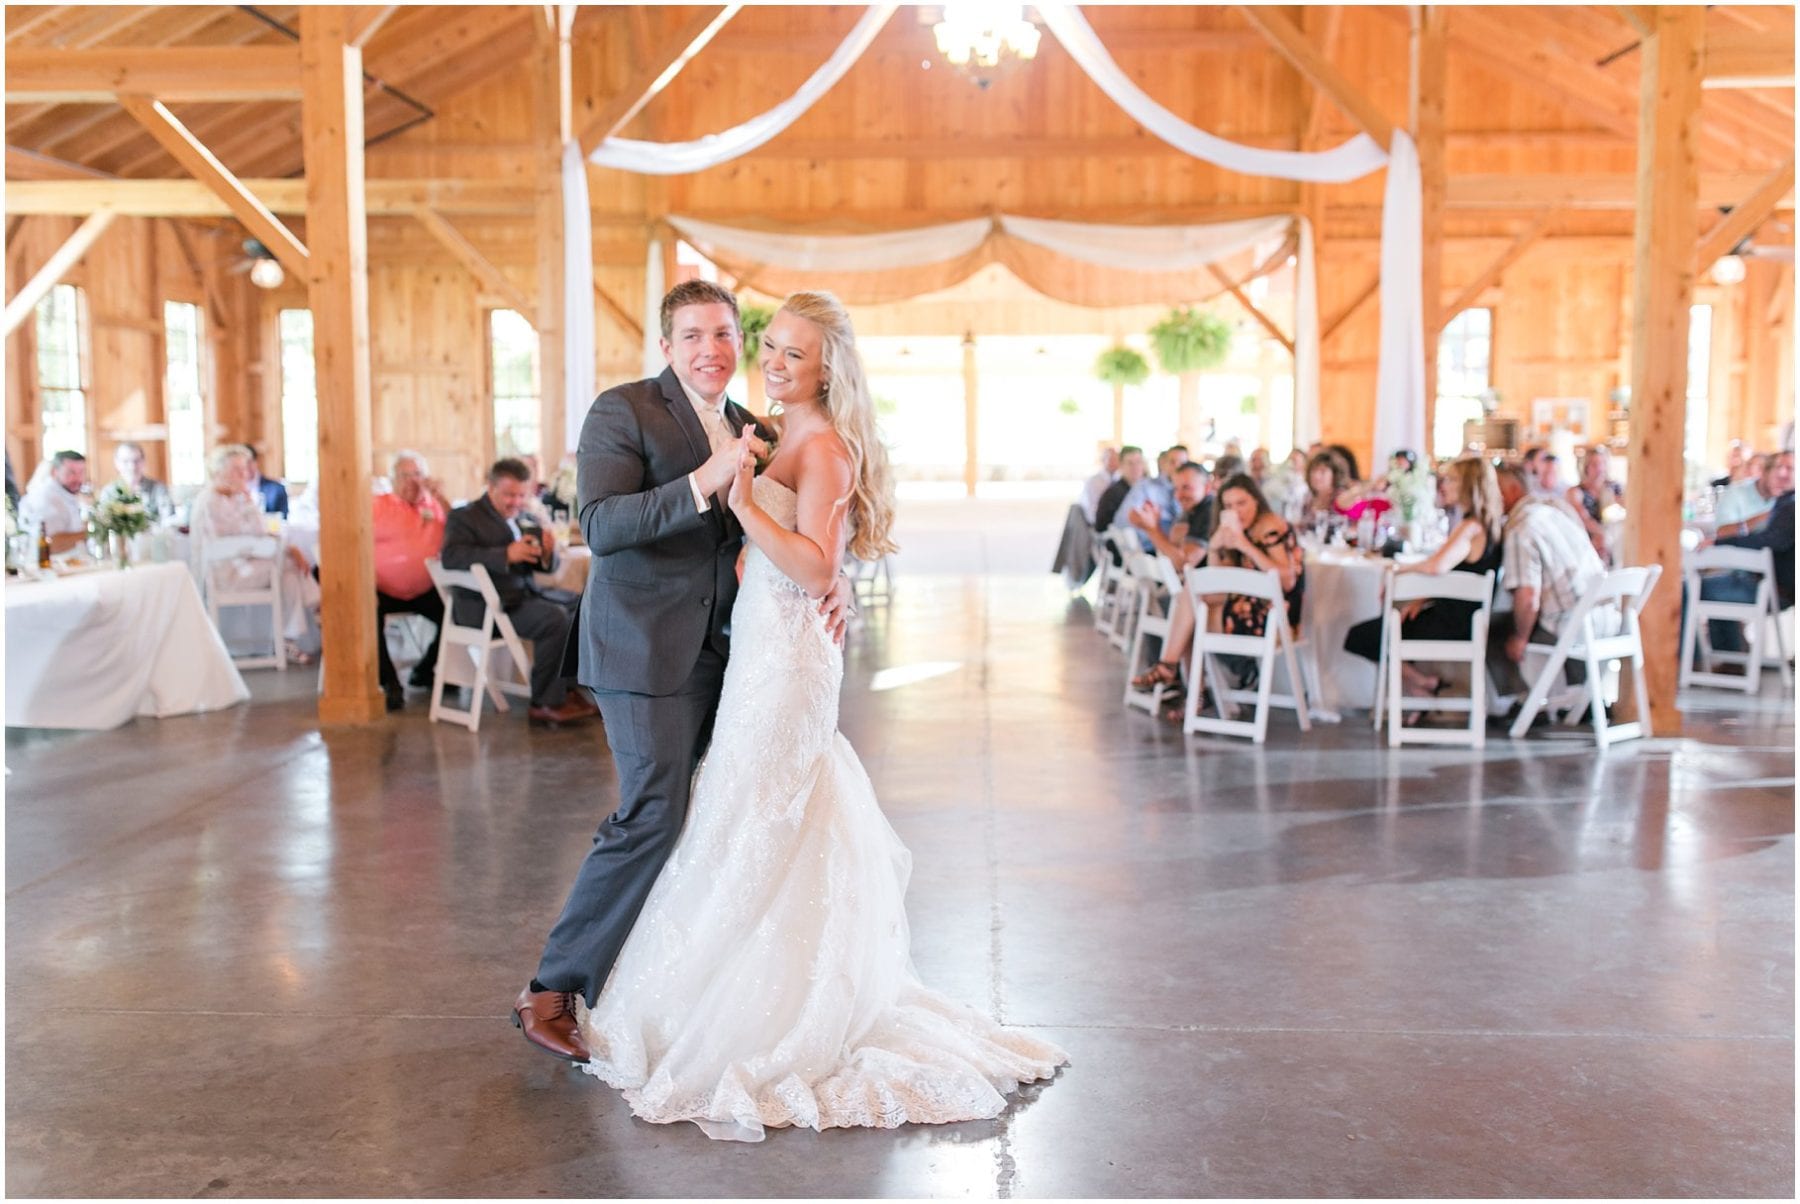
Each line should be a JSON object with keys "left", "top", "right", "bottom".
{"left": 579, "top": 476, "right": 1066, "bottom": 1142}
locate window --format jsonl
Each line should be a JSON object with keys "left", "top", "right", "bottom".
{"left": 1685, "top": 304, "right": 1712, "bottom": 475}
{"left": 164, "top": 301, "right": 206, "bottom": 489}
{"left": 490, "top": 309, "right": 540, "bottom": 459}
{"left": 35, "top": 283, "right": 88, "bottom": 457}
{"left": 278, "top": 309, "right": 318, "bottom": 486}
{"left": 1435, "top": 307, "right": 1493, "bottom": 458}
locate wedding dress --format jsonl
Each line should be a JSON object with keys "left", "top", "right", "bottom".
{"left": 579, "top": 475, "right": 1066, "bottom": 1142}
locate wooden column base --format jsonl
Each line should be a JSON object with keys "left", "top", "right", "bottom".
{"left": 319, "top": 691, "right": 389, "bottom": 725}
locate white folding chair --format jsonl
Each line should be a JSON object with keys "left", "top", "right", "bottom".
{"left": 1182, "top": 566, "right": 1312, "bottom": 744}
{"left": 1372, "top": 569, "right": 1497, "bottom": 748}
{"left": 1680, "top": 545, "right": 1792, "bottom": 693}
{"left": 1510, "top": 565, "right": 1662, "bottom": 748}
{"left": 424, "top": 558, "right": 534, "bottom": 732}
{"left": 1122, "top": 552, "right": 1184, "bottom": 714}
{"left": 197, "top": 532, "right": 287, "bottom": 670}
{"left": 1096, "top": 532, "right": 1139, "bottom": 650}
{"left": 847, "top": 552, "right": 894, "bottom": 608}
{"left": 1093, "top": 532, "right": 1129, "bottom": 637}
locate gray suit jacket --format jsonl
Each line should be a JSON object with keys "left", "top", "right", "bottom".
{"left": 564, "top": 366, "right": 772, "bottom": 696}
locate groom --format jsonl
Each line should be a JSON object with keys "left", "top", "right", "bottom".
{"left": 513, "top": 281, "right": 853, "bottom": 1062}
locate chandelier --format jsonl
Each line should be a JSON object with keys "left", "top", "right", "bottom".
{"left": 932, "top": 3, "right": 1042, "bottom": 89}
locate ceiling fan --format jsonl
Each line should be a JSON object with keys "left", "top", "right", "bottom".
{"left": 225, "top": 238, "right": 287, "bottom": 289}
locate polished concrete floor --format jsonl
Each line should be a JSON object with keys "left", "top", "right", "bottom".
{"left": 6, "top": 573, "right": 1794, "bottom": 1197}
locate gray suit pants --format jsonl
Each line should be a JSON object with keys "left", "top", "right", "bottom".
{"left": 534, "top": 647, "right": 726, "bottom": 1006}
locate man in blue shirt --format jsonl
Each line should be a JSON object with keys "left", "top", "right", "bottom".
{"left": 1113, "top": 446, "right": 1185, "bottom": 552}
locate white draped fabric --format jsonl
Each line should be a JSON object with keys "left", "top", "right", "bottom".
{"left": 998, "top": 213, "right": 1286, "bottom": 271}
{"left": 588, "top": 5, "right": 899, "bottom": 175}
{"left": 592, "top": 3, "right": 1426, "bottom": 458}
{"left": 642, "top": 238, "right": 665, "bottom": 377}
{"left": 669, "top": 215, "right": 993, "bottom": 272}
{"left": 562, "top": 140, "right": 598, "bottom": 457}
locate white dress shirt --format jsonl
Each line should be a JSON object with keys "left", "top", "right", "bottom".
{"left": 678, "top": 378, "right": 735, "bottom": 514}
{"left": 19, "top": 475, "right": 86, "bottom": 536}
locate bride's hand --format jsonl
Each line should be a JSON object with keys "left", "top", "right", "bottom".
{"left": 726, "top": 427, "right": 756, "bottom": 514}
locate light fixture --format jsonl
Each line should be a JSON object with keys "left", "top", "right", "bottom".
{"left": 249, "top": 258, "right": 285, "bottom": 289}
{"left": 1710, "top": 253, "right": 1747, "bottom": 285}
{"left": 933, "top": 3, "right": 1041, "bottom": 89}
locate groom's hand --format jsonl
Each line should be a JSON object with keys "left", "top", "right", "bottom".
{"left": 698, "top": 440, "right": 740, "bottom": 497}
{"left": 819, "top": 574, "right": 855, "bottom": 646}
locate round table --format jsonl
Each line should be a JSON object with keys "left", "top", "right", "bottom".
{"left": 1301, "top": 548, "right": 1392, "bottom": 714}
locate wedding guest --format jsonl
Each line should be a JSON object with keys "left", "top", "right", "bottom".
{"left": 1248, "top": 447, "right": 1271, "bottom": 483}
{"left": 1324, "top": 442, "right": 1362, "bottom": 483}
{"left": 1711, "top": 440, "right": 1752, "bottom": 489}
{"left": 373, "top": 450, "right": 449, "bottom": 712}
{"left": 1488, "top": 464, "right": 1610, "bottom": 693}
{"left": 191, "top": 444, "right": 320, "bottom": 662}
{"left": 111, "top": 441, "right": 176, "bottom": 520}
{"left": 1114, "top": 449, "right": 1182, "bottom": 551}
{"left": 1343, "top": 458, "right": 1505, "bottom": 719}
{"left": 5, "top": 453, "right": 17, "bottom": 507}
{"left": 245, "top": 445, "right": 289, "bottom": 518}
{"left": 1715, "top": 450, "right": 1792, "bottom": 537}
{"left": 1128, "top": 474, "right": 1302, "bottom": 716}
{"left": 19, "top": 450, "right": 89, "bottom": 554}
{"left": 1078, "top": 446, "right": 1120, "bottom": 525}
{"left": 1126, "top": 461, "right": 1210, "bottom": 567}
{"left": 1095, "top": 445, "right": 1147, "bottom": 533}
{"left": 1531, "top": 449, "right": 1564, "bottom": 498}
{"left": 1568, "top": 444, "right": 1624, "bottom": 556}
{"left": 1707, "top": 482, "right": 1795, "bottom": 649}
{"left": 1300, "top": 448, "right": 1351, "bottom": 521}
{"left": 440, "top": 457, "right": 597, "bottom": 727}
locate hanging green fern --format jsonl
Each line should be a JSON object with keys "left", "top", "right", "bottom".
{"left": 738, "top": 304, "right": 776, "bottom": 370}
{"left": 1093, "top": 345, "right": 1150, "bottom": 388}
{"left": 1147, "top": 307, "right": 1232, "bottom": 376}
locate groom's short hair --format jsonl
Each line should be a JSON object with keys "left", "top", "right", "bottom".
{"left": 660, "top": 280, "right": 739, "bottom": 340}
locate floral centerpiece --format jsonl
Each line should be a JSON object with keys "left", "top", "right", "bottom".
{"left": 91, "top": 481, "right": 152, "bottom": 566}
{"left": 549, "top": 462, "right": 577, "bottom": 513}
{"left": 1386, "top": 463, "right": 1436, "bottom": 523}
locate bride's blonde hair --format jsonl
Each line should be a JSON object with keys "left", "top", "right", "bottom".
{"left": 776, "top": 291, "right": 897, "bottom": 561}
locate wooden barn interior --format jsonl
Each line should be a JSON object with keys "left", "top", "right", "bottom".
{"left": 7, "top": 9, "right": 1792, "bottom": 1195}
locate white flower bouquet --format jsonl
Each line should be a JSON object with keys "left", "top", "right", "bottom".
{"left": 91, "top": 481, "right": 153, "bottom": 539}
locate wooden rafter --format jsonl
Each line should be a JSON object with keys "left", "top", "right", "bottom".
{"left": 4, "top": 178, "right": 531, "bottom": 217}
{"left": 578, "top": 5, "right": 739, "bottom": 155}
{"left": 3, "top": 47, "right": 303, "bottom": 102}
{"left": 5, "top": 144, "right": 110, "bottom": 180}
{"left": 1704, "top": 26, "right": 1797, "bottom": 88}
{"left": 594, "top": 281, "right": 644, "bottom": 343}
{"left": 1694, "top": 158, "right": 1798, "bottom": 269}
{"left": 1236, "top": 5, "right": 1395, "bottom": 146}
{"left": 116, "top": 95, "right": 309, "bottom": 279}
{"left": 1438, "top": 209, "right": 1563, "bottom": 329}
{"left": 1322, "top": 276, "right": 1380, "bottom": 342}
{"left": 1206, "top": 263, "right": 1294, "bottom": 354}
{"left": 2, "top": 211, "right": 115, "bottom": 337}
{"left": 351, "top": 5, "right": 401, "bottom": 49}
{"left": 1303, "top": 6, "right": 1345, "bottom": 145}
{"left": 412, "top": 207, "right": 535, "bottom": 322}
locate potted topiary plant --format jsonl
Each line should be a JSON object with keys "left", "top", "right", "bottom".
{"left": 1148, "top": 307, "right": 1232, "bottom": 450}
{"left": 1093, "top": 345, "right": 1150, "bottom": 447}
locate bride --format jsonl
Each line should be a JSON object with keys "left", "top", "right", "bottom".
{"left": 578, "top": 291, "right": 1067, "bottom": 1142}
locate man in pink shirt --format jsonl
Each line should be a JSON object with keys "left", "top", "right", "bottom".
{"left": 375, "top": 450, "right": 450, "bottom": 711}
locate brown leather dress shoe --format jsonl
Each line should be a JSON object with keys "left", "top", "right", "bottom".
{"left": 527, "top": 694, "right": 600, "bottom": 727}
{"left": 511, "top": 985, "right": 591, "bottom": 1063}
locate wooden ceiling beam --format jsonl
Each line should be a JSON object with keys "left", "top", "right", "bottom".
{"left": 116, "top": 95, "right": 309, "bottom": 278}
{"left": 578, "top": 5, "right": 739, "bottom": 155}
{"left": 1695, "top": 157, "right": 1798, "bottom": 268}
{"left": 1303, "top": 5, "right": 1345, "bottom": 147}
{"left": 2, "top": 210, "right": 115, "bottom": 337}
{"left": 3, "top": 177, "right": 534, "bottom": 217}
{"left": 1704, "top": 27, "right": 1796, "bottom": 88}
{"left": 1236, "top": 5, "right": 1395, "bottom": 146}
{"left": 4, "top": 46, "right": 303, "bottom": 102}
{"left": 1207, "top": 263, "right": 1293, "bottom": 354}
{"left": 5, "top": 143, "right": 111, "bottom": 180}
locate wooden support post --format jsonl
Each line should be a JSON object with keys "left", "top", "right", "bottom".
{"left": 533, "top": 8, "right": 572, "bottom": 470}
{"left": 301, "top": 6, "right": 384, "bottom": 725}
{"left": 2, "top": 210, "right": 114, "bottom": 337}
{"left": 962, "top": 332, "right": 979, "bottom": 499}
{"left": 1414, "top": 5, "right": 1447, "bottom": 454}
{"left": 1624, "top": 5, "right": 1705, "bottom": 736}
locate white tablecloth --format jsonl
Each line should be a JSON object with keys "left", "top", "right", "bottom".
{"left": 6, "top": 561, "right": 249, "bottom": 729}
{"left": 1303, "top": 550, "right": 1390, "bottom": 713}
{"left": 536, "top": 545, "right": 591, "bottom": 594}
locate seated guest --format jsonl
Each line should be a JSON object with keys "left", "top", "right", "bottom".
{"left": 1716, "top": 450, "right": 1792, "bottom": 537}
{"left": 1488, "top": 464, "right": 1610, "bottom": 693}
{"left": 245, "top": 445, "right": 289, "bottom": 518}
{"left": 1700, "top": 470, "right": 1795, "bottom": 654}
{"left": 1531, "top": 450, "right": 1564, "bottom": 498}
{"left": 1324, "top": 442, "right": 1362, "bottom": 484}
{"left": 1078, "top": 447, "right": 1121, "bottom": 525}
{"left": 1248, "top": 447, "right": 1271, "bottom": 484}
{"left": 1300, "top": 448, "right": 1352, "bottom": 522}
{"left": 1126, "top": 461, "right": 1210, "bottom": 569}
{"left": 19, "top": 449, "right": 89, "bottom": 554}
{"left": 373, "top": 450, "right": 450, "bottom": 712}
{"left": 1711, "top": 440, "right": 1751, "bottom": 489}
{"left": 111, "top": 441, "right": 176, "bottom": 520}
{"left": 1568, "top": 444, "right": 1624, "bottom": 556}
{"left": 1114, "top": 447, "right": 1183, "bottom": 551}
{"left": 1128, "top": 474, "right": 1302, "bottom": 714}
{"left": 440, "top": 458, "right": 597, "bottom": 727}
{"left": 1344, "top": 458, "right": 1505, "bottom": 719}
{"left": 191, "top": 444, "right": 320, "bottom": 661}
{"left": 1095, "top": 445, "right": 1147, "bottom": 535}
